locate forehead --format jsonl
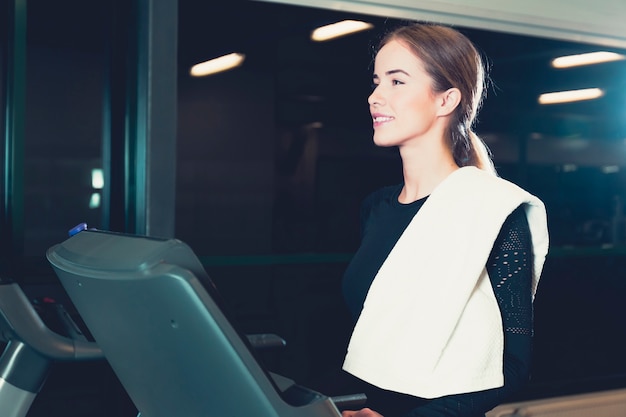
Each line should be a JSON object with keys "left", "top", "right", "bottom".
{"left": 374, "top": 39, "right": 426, "bottom": 74}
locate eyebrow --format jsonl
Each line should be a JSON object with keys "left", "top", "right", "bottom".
{"left": 372, "top": 69, "right": 411, "bottom": 78}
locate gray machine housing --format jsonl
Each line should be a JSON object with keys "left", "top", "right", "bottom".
{"left": 47, "top": 230, "right": 344, "bottom": 417}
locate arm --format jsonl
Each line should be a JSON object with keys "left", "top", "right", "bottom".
{"left": 343, "top": 409, "right": 385, "bottom": 417}
{"left": 401, "top": 205, "right": 534, "bottom": 417}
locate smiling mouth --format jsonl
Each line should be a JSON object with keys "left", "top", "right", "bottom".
{"left": 373, "top": 116, "right": 394, "bottom": 126}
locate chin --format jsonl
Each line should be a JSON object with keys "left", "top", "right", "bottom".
{"left": 373, "top": 136, "right": 398, "bottom": 148}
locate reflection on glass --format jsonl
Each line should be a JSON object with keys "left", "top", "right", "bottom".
{"left": 24, "top": 0, "right": 109, "bottom": 258}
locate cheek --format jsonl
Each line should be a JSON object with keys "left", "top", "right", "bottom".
{"left": 406, "top": 93, "right": 437, "bottom": 116}
{"left": 397, "top": 87, "right": 429, "bottom": 107}
{"left": 396, "top": 97, "right": 427, "bottom": 120}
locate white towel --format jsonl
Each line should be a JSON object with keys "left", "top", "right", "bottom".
{"left": 343, "top": 166, "right": 549, "bottom": 399}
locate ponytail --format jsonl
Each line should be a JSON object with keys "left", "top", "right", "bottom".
{"left": 449, "top": 125, "right": 497, "bottom": 176}
{"left": 469, "top": 130, "right": 497, "bottom": 176}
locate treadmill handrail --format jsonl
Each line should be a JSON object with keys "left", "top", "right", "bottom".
{"left": 0, "top": 283, "right": 102, "bottom": 361}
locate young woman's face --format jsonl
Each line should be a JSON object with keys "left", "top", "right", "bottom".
{"left": 368, "top": 39, "right": 443, "bottom": 148}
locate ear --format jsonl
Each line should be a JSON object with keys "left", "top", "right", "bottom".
{"left": 436, "top": 87, "right": 461, "bottom": 117}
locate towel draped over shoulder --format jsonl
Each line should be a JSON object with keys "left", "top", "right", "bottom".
{"left": 342, "top": 166, "right": 549, "bottom": 399}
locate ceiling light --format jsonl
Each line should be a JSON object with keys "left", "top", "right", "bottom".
{"left": 91, "top": 168, "right": 104, "bottom": 189}
{"left": 190, "top": 53, "right": 245, "bottom": 77}
{"left": 311, "top": 20, "right": 374, "bottom": 42}
{"left": 538, "top": 88, "right": 604, "bottom": 104}
{"left": 551, "top": 51, "right": 626, "bottom": 68}
{"left": 602, "top": 165, "right": 620, "bottom": 174}
{"left": 89, "top": 193, "right": 101, "bottom": 209}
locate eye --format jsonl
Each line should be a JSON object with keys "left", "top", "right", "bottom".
{"left": 370, "top": 81, "right": 380, "bottom": 91}
{"left": 392, "top": 79, "right": 404, "bottom": 86}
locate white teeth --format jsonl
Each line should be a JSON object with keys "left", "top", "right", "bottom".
{"left": 373, "top": 116, "right": 393, "bottom": 123}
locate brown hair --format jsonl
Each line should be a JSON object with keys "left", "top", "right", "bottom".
{"left": 377, "top": 23, "right": 496, "bottom": 174}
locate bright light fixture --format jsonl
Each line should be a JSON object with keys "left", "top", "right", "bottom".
{"left": 602, "top": 165, "right": 620, "bottom": 174}
{"left": 538, "top": 88, "right": 604, "bottom": 104}
{"left": 91, "top": 168, "right": 104, "bottom": 189}
{"left": 190, "top": 53, "right": 246, "bottom": 77}
{"left": 551, "top": 51, "right": 626, "bottom": 68}
{"left": 89, "top": 192, "right": 101, "bottom": 209}
{"left": 311, "top": 20, "right": 373, "bottom": 42}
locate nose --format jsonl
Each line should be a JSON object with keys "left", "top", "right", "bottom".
{"left": 368, "top": 86, "right": 384, "bottom": 107}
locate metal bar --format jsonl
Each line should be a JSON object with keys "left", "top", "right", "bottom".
{"left": 130, "top": 0, "right": 177, "bottom": 238}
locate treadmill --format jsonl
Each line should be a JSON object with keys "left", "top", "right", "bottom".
{"left": 0, "top": 276, "right": 103, "bottom": 417}
{"left": 46, "top": 228, "right": 364, "bottom": 417}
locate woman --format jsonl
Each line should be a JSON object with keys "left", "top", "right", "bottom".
{"left": 340, "top": 23, "right": 549, "bottom": 417}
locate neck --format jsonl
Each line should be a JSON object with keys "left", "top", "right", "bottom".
{"left": 398, "top": 141, "right": 459, "bottom": 204}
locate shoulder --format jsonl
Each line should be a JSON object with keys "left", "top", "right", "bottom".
{"left": 453, "top": 166, "right": 522, "bottom": 194}
{"left": 444, "top": 167, "right": 545, "bottom": 214}
{"left": 361, "top": 184, "right": 401, "bottom": 210}
{"left": 359, "top": 184, "right": 402, "bottom": 222}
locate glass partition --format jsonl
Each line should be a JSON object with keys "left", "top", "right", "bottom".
{"left": 16, "top": 0, "right": 178, "bottom": 281}
{"left": 21, "top": 0, "right": 110, "bottom": 267}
